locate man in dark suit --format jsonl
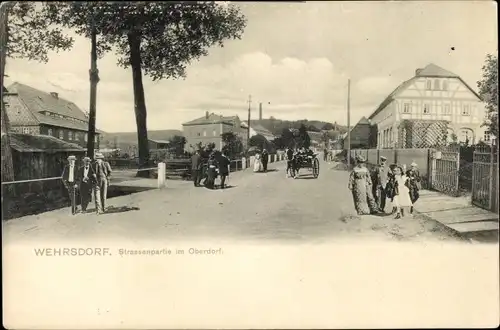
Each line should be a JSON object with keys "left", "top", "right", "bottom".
{"left": 371, "top": 156, "right": 390, "bottom": 213}
{"left": 61, "top": 155, "right": 80, "bottom": 215}
{"left": 191, "top": 149, "right": 202, "bottom": 187}
{"left": 218, "top": 151, "right": 231, "bottom": 189}
{"left": 77, "top": 156, "right": 96, "bottom": 213}
{"left": 261, "top": 149, "right": 269, "bottom": 172}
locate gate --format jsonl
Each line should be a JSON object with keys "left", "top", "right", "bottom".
{"left": 472, "top": 145, "right": 498, "bottom": 213}
{"left": 429, "top": 145, "right": 460, "bottom": 196}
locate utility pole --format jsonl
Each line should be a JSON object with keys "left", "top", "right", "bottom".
{"left": 346, "top": 79, "right": 351, "bottom": 168}
{"left": 87, "top": 15, "right": 99, "bottom": 159}
{"left": 247, "top": 94, "right": 251, "bottom": 148}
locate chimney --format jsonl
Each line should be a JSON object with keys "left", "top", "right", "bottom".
{"left": 415, "top": 68, "right": 423, "bottom": 76}
{"left": 259, "top": 102, "right": 263, "bottom": 121}
{"left": 50, "top": 92, "right": 58, "bottom": 99}
{"left": 205, "top": 111, "right": 209, "bottom": 119}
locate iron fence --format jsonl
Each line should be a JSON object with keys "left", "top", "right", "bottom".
{"left": 472, "top": 145, "right": 498, "bottom": 213}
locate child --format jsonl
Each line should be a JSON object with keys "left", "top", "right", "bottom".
{"left": 391, "top": 166, "right": 413, "bottom": 219}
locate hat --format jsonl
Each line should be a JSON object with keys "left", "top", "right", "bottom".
{"left": 355, "top": 155, "right": 366, "bottom": 163}
{"left": 67, "top": 155, "right": 76, "bottom": 160}
{"left": 82, "top": 157, "right": 91, "bottom": 162}
{"left": 95, "top": 153, "right": 104, "bottom": 159}
{"left": 410, "top": 162, "right": 418, "bottom": 167}
{"left": 380, "top": 156, "right": 387, "bottom": 161}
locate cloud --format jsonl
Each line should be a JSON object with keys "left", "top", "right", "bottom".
{"left": 4, "top": 1, "right": 496, "bottom": 132}
{"left": 356, "top": 76, "right": 396, "bottom": 96}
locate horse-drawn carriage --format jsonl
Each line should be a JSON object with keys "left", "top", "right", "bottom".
{"left": 288, "top": 152, "right": 320, "bottom": 179}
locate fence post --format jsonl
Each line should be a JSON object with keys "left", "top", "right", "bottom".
{"left": 471, "top": 149, "right": 476, "bottom": 205}
{"left": 157, "top": 162, "right": 166, "bottom": 188}
{"left": 429, "top": 149, "right": 436, "bottom": 189}
{"left": 488, "top": 146, "right": 494, "bottom": 210}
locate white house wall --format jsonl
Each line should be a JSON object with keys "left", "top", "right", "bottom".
{"left": 370, "top": 76, "right": 488, "bottom": 147}
{"left": 371, "top": 101, "right": 397, "bottom": 149}
{"left": 395, "top": 77, "right": 487, "bottom": 143}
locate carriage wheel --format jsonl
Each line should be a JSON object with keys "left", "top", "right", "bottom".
{"left": 312, "top": 158, "right": 320, "bottom": 178}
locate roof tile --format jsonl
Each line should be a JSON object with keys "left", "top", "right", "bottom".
{"left": 9, "top": 133, "right": 86, "bottom": 153}
{"left": 7, "top": 82, "right": 104, "bottom": 133}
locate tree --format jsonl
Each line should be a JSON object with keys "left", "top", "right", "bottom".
{"left": 280, "top": 128, "right": 296, "bottom": 148}
{"left": 297, "top": 124, "right": 311, "bottom": 148}
{"left": 477, "top": 54, "right": 498, "bottom": 137}
{"left": 168, "top": 135, "right": 186, "bottom": 156}
{"left": 48, "top": 2, "right": 246, "bottom": 176}
{"left": 1, "top": 2, "right": 74, "bottom": 182}
{"left": 221, "top": 132, "right": 243, "bottom": 159}
{"left": 322, "top": 122, "right": 335, "bottom": 131}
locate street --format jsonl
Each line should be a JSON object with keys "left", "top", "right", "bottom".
{"left": 3, "top": 159, "right": 462, "bottom": 244}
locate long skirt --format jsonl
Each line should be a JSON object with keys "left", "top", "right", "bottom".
{"left": 351, "top": 180, "right": 378, "bottom": 215}
{"left": 253, "top": 159, "right": 263, "bottom": 172}
{"left": 393, "top": 185, "right": 413, "bottom": 208}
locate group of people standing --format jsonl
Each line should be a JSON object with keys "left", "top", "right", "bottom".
{"left": 253, "top": 149, "right": 269, "bottom": 173}
{"left": 348, "top": 155, "right": 421, "bottom": 219}
{"left": 191, "top": 144, "right": 231, "bottom": 189}
{"left": 62, "top": 153, "right": 112, "bottom": 215}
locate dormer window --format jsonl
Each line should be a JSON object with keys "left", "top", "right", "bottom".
{"left": 426, "top": 80, "right": 432, "bottom": 90}
{"left": 443, "top": 81, "right": 448, "bottom": 91}
{"left": 434, "top": 79, "right": 440, "bottom": 90}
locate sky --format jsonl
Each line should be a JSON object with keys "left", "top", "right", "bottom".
{"left": 5, "top": 1, "right": 498, "bottom": 133}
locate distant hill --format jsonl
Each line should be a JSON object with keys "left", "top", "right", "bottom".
{"left": 250, "top": 118, "right": 348, "bottom": 136}
{"left": 100, "top": 129, "right": 183, "bottom": 150}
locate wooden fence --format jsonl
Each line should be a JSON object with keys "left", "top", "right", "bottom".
{"left": 472, "top": 145, "right": 498, "bottom": 213}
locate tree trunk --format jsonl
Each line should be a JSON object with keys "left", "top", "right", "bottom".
{"left": 127, "top": 32, "right": 150, "bottom": 178}
{"left": 1, "top": 3, "right": 15, "bottom": 183}
{"left": 87, "top": 20, "right": 99, "bottom": 159}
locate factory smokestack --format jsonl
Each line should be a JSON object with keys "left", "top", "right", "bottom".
{"left": 259, "top": 102, "right": 262, "bottom": 121}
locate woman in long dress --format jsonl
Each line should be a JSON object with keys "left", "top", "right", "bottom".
{"left": 348, "top": 156, "right": 379, "bottom": 215}
{"left": 390, "top": 165, "right": 413, "bottom": 219}
{"left": 253, "top": 152, "right": 263, "bottom": 172}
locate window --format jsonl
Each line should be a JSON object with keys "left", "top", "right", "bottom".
{"left": 403, "top": 103, "right": 411, "bottom": 113}
{"left": 68, "top": 131, "right": 73, "bottom": 140}
{"left": 22, "top": 127, "right": 30, "bottom": 134}
{"left": 423, "top": 103, "right": 430, "bottom": 114}
{"left": 94, "top": 135, "right": 98, "bottom": 143}
{"left": 59, "top": 130, "right": 64, "bottom": 139}
{"left": 74, "top": 133, "right": 79, "bottom": 141}
{"left": 443, "top": 104, "right": 451, "bottom": 115}
{"left": 484, "top": 131, "right": 491, "bottom": 142}
{"left": 434, "top": 79, "right": 440, "bottom": 90}
{"left": 389, "top": 127, "right": 393, "bottom": 146}
{"left": 462, "top": 105, "right": 470, "bottom": 116}
{"left": 213, "top": 130, "right": 216, "bottom": 136}
{"left": 203, "top": 130, "right": 207, "bottom": 137}
{"left": 84, "top": 133, "right": 88, "bottom": 142}
{"left": 48, "top": 128, "right": 53, "bottom": 136}
{"left": 426, "top": 80, "right": 432, "bottom": 90}
{"left": 197, "top": 132, "right": 201, "bottom": 137}
{"left": 443, "top": 81, "right": 448, "bottom": 91}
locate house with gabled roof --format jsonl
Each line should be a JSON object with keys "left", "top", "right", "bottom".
{"left": 182, "top": 111, "right": 248, "bottom": 151}
{"left": 368, "top": 63, "right": 489, "bottom": 148}
{"left": 4, "top": 82, "right": 103, "bottom": 150}
{"left": 340, "top": 116, "right": 374, "bottom": 149}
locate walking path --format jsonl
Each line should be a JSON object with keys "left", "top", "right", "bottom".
{"left": 414, "top": 190, "right": 498, "bottom": 242}
{"left": 3, "top": 159, "right": 462, "bottom": 244}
